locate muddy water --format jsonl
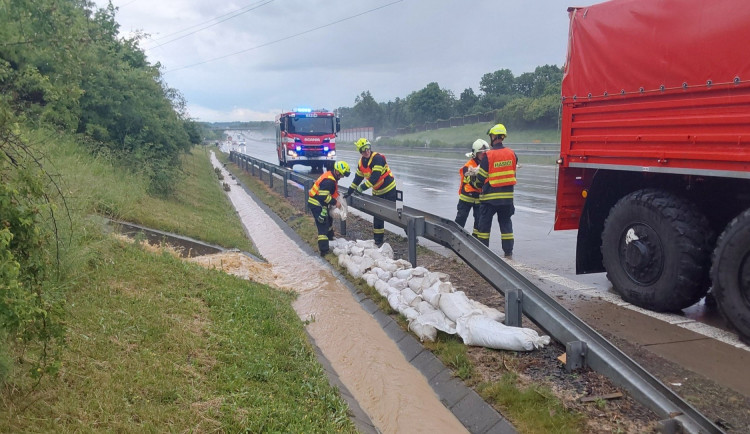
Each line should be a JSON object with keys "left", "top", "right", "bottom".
{"left": 211, "top": 154, "right": 467, "bottom": 433}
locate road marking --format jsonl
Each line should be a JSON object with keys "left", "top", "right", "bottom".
{"left": 511, "top": 261, "right": 750, "bottom": 351}
{"left": 422, "top": 187, "right": 445, "bottom": 193}
{"left": 515, "top": 205, "right": 549, "bottom": 214}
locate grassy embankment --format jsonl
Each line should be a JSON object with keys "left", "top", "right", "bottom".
{"left": 216, "top": 150, "right": 586, "bottom": 433}
{"left": 378, "top": 124, "right": 561, "bottom": 165}
{"left": 0, "top": 129, "right": 355, "bottom": 433}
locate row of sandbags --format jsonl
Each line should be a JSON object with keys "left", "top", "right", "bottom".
{"left": 331, "top": 239, "right": 550, "bottom": 351}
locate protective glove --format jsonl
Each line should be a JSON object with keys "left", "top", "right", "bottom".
{"left": 320, "top": 207, "right": 328, "bottom": 217}
{"left": 356, "top": 184, "right": 366, "bottom": 193}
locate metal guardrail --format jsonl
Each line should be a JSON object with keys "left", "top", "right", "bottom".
{"left": 228, "top": 151, "right": 722, "bottom": 434}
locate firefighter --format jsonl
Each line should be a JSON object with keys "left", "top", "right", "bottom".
{"left": 473, "top": 124, "right": 518, "bottom": 258}
{"left": 455, "top": 139, "right": 489, "bottom": 236}
{"left": 345, "top": 138, "right": 398, "bottom": 246}
{"left": 308, "top": 160, "right": 351, "bottom": 256}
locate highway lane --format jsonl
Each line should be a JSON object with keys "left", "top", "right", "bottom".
{"left": 225, "top": 135, "right": 748, "bottom": 351}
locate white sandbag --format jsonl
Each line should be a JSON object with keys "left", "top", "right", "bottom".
{"left": 373, "top": 267, "right": 392, "bottom": 281}
{"left": 350, "top": 246, "right": 365, "bottom": 257}
{"left": 387, "top": 277, "right": 408, "bottom": 290}
{"left": 333, "top": 246, "right": 347, "bottom": 256}
{"left": 407, "top": 276, "right": 424, "bottom": 293}
{"left": 409, "top": 320, "right": 437, "bottom": 342}
{"left": 393, "top": 259, "right": 412, "bottom": 270}
{"left": 411, "top": 266, "right": 428, "bottom": 277}
{"left": 364, "top": 248, "right": 385, "bottom": 261}
{"left": 356, "top": 239, "right": 376, "bottom": 249}
{"left": 374, "top": 280, "right": 390, "bottom": 297}
{"left": 417, "top": 309, "right": 457, "bottom": 335}
{"left": 408, "top": 294, "right": 424, "bottom": 308}
{"left": 399, "top": 288, "right": 420, "bottom": 306}
{"left": 338, "top": 254, "right": 349, "bottom": 267}
{"left": 415, "top": 300, "right": 437, "bottom": 315}
{"left": 401, "top": 306, "right": 419, "bottom": 322}
{"left": 378, "top": 243, "right": 394, "bottom": 259}
{"left": 387, "top": 292, "right": 406, "bottom": 311}
{"left": 421, "top": 284, "right": 442, "bottom": 308}
{"left": 363, "top": 272, "right": 379, "bottom": 287}
{"left": 376, "top": 259, "right": 398, "bottom": 273}
{"left": 456, "top": 315, "right": 550, "bottom": 351}
{"left": 470, "top": 300, "right": 506, "bottom": 322}
{"left": 439, "top": 291, "right": 482, "bottom": 322}
{"left": 394, "top": 268, "right": 413, "bottom": 280}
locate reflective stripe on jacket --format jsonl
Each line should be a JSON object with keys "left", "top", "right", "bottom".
{"left": 475, "top": 146, "right": 517, "bottom": 204}
{"left": 458, "top": 158, "right": 481, "bottom": 203}
{"left": 308, "top": 171, "right": 339, "bottom": 207}
{"left": 350, "top": 152, "right": 397, "bottom": 195}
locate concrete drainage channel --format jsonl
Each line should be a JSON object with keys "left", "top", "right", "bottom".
{"left": 107, "top": 217, "right": 514, "bottom": 433}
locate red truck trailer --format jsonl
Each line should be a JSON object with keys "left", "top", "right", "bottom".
{"left": 275, "top": 109, "right": 340, "bottom": 173}
{"left": 555, "top": 0, "right": 750, "bottom": 339}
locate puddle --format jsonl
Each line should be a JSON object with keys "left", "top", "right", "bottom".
{"left": 211, "top": 153, "right": 467, "bottom": 433}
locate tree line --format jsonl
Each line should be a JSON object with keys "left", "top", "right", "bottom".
{"left": 337, "top": 64, "right": 563, "bottom": 134}
{"left": 1, "top": 0, "right": 201, "bottom": 196}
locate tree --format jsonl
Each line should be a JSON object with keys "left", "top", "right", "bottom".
{"left": 351, "top": 91, "right": 384, "bottom": 131}
{"left": 405, "top": 82, "right": 455, "bottom": 124}
{"left": 456, "top": 88, "right": 480, "bottom": 115}
{"left": 479, "top": 69, "right": 516, "bottom": 97}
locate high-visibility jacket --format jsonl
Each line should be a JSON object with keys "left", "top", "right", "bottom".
{"left": 308, "top": 171, "right": 339, "bottom": 207}
{"left": 474, "top": 146, "right": 517, "bottom": 205}
{"left": 458, "top": 158, "right": 482, "bottom": 204}
{"left": 349, "top": 151, "right": 397, "bottom": 196}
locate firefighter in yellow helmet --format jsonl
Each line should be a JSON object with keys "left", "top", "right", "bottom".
{"left": 308, "top": 161, "right": 351, "bottom": 255}
{"left": 346, "top": 138, "right": 398, "bottom": 246}
{"left": 455, "top": 139, "right": 489, "bottom": 236}
{"left": 472, "top": 124, "right": 519, "bottom": 258}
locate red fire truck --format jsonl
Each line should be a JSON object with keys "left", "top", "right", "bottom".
{"left": 555, "top": 0, "right": 750, "bottom": 339}
{"left": 275, "top": 109, "right": 340, "bottom": 173}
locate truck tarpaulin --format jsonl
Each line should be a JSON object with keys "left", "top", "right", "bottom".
{"left": 563, "top": 0, "right": 750, "bottom": 99}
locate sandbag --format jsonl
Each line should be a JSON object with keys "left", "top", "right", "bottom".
{"left": 456, "top": 314, "right": 550, "bottom": 351}
{"left": 409, "top": 320, "right": 437, "bottom": 342}
{"left": 439, "top": 291, "right": 481, "bottom": 322}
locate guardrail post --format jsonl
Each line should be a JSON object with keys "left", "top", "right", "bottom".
{"left": 505, "top": 288, "right": 523, "bottom": 327}
{"left": 283, "top": 172, "right": 289, "bottom": 197}
{"left": 303, "top": 181, "right": 310, "bottom": 211}
{"left": 250, "top": 162, "right": 255, "bottom": 176}
{"left": 565, "top": 341, "right": 588, "bottom": 372}
{"left": 268, "top": 168, "right": 274, "bottom": 189}
{"left": 406, "top": 216, "right": 424, "bottom": 267}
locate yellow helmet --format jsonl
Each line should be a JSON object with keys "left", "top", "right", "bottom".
{"left": 333, "top": 161, "right": 351, "bottom": 177}
{"left": 487, "top": 124, "right": 507, "bottom": 136}
{"left": 354, "top": 138, "right": 371, "bottom": 152}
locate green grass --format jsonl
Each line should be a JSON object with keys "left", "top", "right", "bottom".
{"left": 383, "top": 124, "right": 561, "bottom": 148}
{"left": 0, "top": 129, "right": 355, "bottom": 432}
{"left": 0, "top": 238, "right": 354, "bottom": 432}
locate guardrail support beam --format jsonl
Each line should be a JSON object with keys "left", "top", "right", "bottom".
{"left": 565, "top": 341, "right": 588, "bottom": 372}
{"left": 406, "top": 216, "right": 425, "bottom": 267}
{"left": 505, "top": 288, "right": 523, "bottom": 327}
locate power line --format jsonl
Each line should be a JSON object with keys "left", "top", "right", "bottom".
{"left": 165, "top": 0, "right": 403, "bottom": 74}
{"left": 146, "top": 0, "right": 274, "bottom": 50}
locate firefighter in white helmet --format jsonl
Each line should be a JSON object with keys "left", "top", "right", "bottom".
{"left": 308, "top": 161, "right": 351, "bottom": 256}
{"left": 455, "top": 139, "right": 489, "bottom": 235}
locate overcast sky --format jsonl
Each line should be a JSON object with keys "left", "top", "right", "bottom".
{"left": 93, "top": 0, "right": 574, "bottom": 122}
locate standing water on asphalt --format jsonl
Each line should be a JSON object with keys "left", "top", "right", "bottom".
{"left": 211, "top": 154, "right": 467, "bottom": 433}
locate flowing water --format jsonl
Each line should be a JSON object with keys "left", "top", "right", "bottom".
{"left": 211, "top": 153, "right": 467, "bottom": 433}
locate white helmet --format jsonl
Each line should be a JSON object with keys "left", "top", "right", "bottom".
{"left": 466, "top": 139, "right": 489, "bottom": 158}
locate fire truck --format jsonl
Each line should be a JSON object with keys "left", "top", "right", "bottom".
{"left": 275, "top": 108, "right": 340, "bottom": 173}
{"left": 554, "top": 0, "right": 750, "bottom": 339}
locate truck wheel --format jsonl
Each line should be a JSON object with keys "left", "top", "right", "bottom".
{"left": 601, "top": 189, "right": 712, "bottom": 311}
{"left": 711, "top": 208, "right": 750, "bottom": 340}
